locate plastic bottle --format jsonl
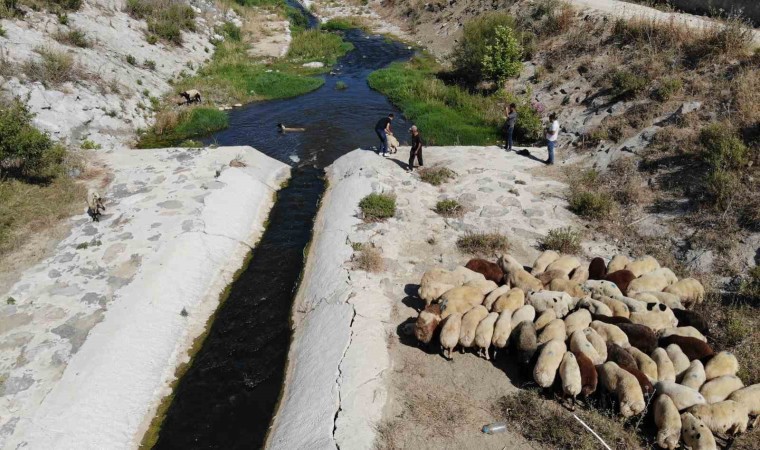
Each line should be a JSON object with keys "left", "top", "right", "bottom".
{"left": 482, "top": 422, "right": 507, "bottom": 434}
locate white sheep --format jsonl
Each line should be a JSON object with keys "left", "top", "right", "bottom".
{"left": 630, "top": 309, "right": 677, "bottom": 332}
{"left": 607, "top": 254, "right": 630, "bottom": 273}
{"left": 627, "top": 270, "right": 673, "bottom": 296}
{"left": 419, "top": 266, "right": 485, "bottom": 305}
{"left": 538, "top": 319, "right": 566, "bottom": 345}
{"left": 582, "top": 327, "right": 608, "bottom": 362}
{"left": 659, "top": 326, "right": 707, "bottom": 342}
{"left": 458, "top": 305, "right": 489, "bottom": 349}
{"left": 564, "top": 308, "right": 592, "bottom": 337}
{"left": 548, "top": 278, "right": 586, "bottom": 298}
{"left": 559, "top": 351, "right": 582, "bottom": 409}
{"left": 474, "top": 312, "right": 499, "bottom": 360}
{"left": 727, "top": 384, "right": 760, "bottom": 416}
{"left": 491, "top": 287, "right": 525, "bottom": 313}
{"left": 638, "top": 291, "right": 684, "bottom": 309}
{"left": 627, "top": 346, "right": 658, "bottom": 381}
{"left": 545, "top": 255, "right": 581, "bottom": 278}
{"left": 491, "top": 311, "right": 513, "bottom": 354}
{"left": 583, "top": 279, "right": 623, "bottom": 298}
{"left": 569, "top": 329, "right": 603, "bottom": 365}
{"left": 510, "top": 304, "right": 536, "bottom": 325}
{"left": 525, "top": 290, "right": 574, "bottom": 318}
{"left": 625, "top": 255, "right": 660, "bottom": 277}
{"left": 483, "top": 284, "right": 511, "bottom": 310}
{"left": 534, "top": 309, "right": 557, "bottom": 331}
{"left": 464, "top": 278, "right": 499, "bottom": 296}
{"left": 533, "top": 339, "right": 566, "bottom": 388}
{"left": 439, "top": 313, "right": 462, "bottom": 360}
{"left": 532, "top": 249, "right": 560, "bottom": 274}
{"left": 655, "top": 394, "right": 681, "bottom": 450}
{"left": 657, "top": 381, "right": 707, "bottom": 410}
{"left": 663, "top": 278, "right": 705, "bottom": 307}
{"left": 439, "top": 285, "right": 485, "bottom": 319}
{"left": 700, "top": 375, "right": 744, "bottom": 404}
{"left": 689, "top": 400, "right": 749, "bottom": 436}
{"left": 569, "top": 266, "right": 589, "bottom": 283}
{"left": 681, "top": 412, "right": 717, "bottom": 450}
{"left": 577, "top": 297, "right": 614, "bottom": 316}
{"left": 596, "top": 295, "right": 630, "bottom": 318}
{"left": 612, "top": 295, "right": 649, "bottom": 312}
{"left": 652, "top": 348, "right": 677, "bottom": 383}
{"left": 590, "top": 321, "right": 629, "bottom": 347}
{"left": 498, "top": 254, "right": 544, "bottom": 292}
{"left": 598, "top": 361, "right": 646, "bottom": 417}
{"left": 681, "top": 360, "right": 707, "bottom": 391}
{"left": 704, "top": 351, "right": 739, "bottom": 380}
{"left": 666, "top": 344, "right": 691, "bottom": 379}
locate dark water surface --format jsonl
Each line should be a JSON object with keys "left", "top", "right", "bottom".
{"left": 152, "top": 19, "right": 413, "bottom": 450}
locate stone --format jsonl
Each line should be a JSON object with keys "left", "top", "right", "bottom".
{"left": 302, "top": 61, "right": 325, "bottom": 68}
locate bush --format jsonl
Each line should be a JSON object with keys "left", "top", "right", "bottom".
{"left": 0, "top": 24, "right": 6, "bottom": 37}
{"left": 146, "top": 34, "right": 158, "bottom": 45}
{"left": 0, "top": 99, "right": 66, "bottom": 179}
{"left": 456, "top": 232, "right": 510, "bottom": 255}
{"left": 609, "top": 70, "right": 648, "bottom": 98}
{"left": 219, "top": 22, "right": 241, "bottom": 42}
{"left": 452, "top": 12, "right": 518, "bottom": 84}
{"left": 568, "top": 190, "right": 614, "bottom": 219}
{"left": 358, "top": 192, "right": 396, "bottom": 221}
{"left": 653, "top": 77, "right": 682, "bottom": 102}
{"left": 80, "top": 139, "right": 101, "bottom": 150}
{"left": 353, "top": 244, "right": 384, "bottom": 272}
{"left": 22, "top": 47, "right": 77, "bottom": 87}
{"left": 53, "top": 28, "right": 91, "bottom": 48}
{"left": 127, "top": 0, "right": 195, "bottom": 45}
{"left": 700, "top": 124, "right": 748, "bottom": 171}
{"left": 435, "top": 199, "right": 463, "bottom": 217}
{"left": 739, "top": 266, "right": 760, "bottom": 300}
{"left": 286, "top": 5, "right": 309, "bottom": 33}
{"left": 418, "top": 166, "right": 455, "bottom": 186}
{"left": 539, "top": 227, "right": 583, "bottom": 254}
{"left": 144, "top": 59, "right": 156, "bottom": 70}
{"left": 481, "top": 25, "right": 523, "bottom": 83}
{"left": 126, "top": 54, "right": 136, "bottom": 65}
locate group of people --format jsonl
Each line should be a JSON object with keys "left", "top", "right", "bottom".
{"left": 374, "top": 105, "right": 559, "bottom": 170}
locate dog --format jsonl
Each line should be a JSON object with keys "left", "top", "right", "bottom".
{"left": 86, "top": 191, "right": 106, "bottom": 222}
{"left": 179, "top": 89, "right": 201, "bottom": 105}
{"left": 277, "top": 123, "right": 306, "bottom": 132}
{"left": 386, "top": 133, "right": 399, "bottom": 154}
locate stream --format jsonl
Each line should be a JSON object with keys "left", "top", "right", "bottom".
{"left": 152, "top": 9, "right": 413, "bottom": 449}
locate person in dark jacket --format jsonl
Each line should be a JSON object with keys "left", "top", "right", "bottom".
{"left": 504, "top": 103, "right": 517, "bottom": 151}
{"left": 374, "top": 113, "right": 394, "bottom": 157}
{"left": 408, "top": 125, "right": 423, "bottom": 172}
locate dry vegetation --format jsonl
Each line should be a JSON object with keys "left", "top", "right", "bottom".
{"left": 456, "top": 232, "right": 510, "bottom": 256}
{"left": 538, "top": 226, "right": 582, "bottom": 254}
{"left": 352, "top": 243, "right": 384, "bottom": 273}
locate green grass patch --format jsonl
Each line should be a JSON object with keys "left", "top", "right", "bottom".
{"left": 538, "top": 227, "right": 583, "bottom": 254}
{"left": 434, "top": 199, "right": 463, "bottom": 218}
{"left": 125, "top": 0, "right": 195, "bottom": 45}
{"left": 321, "top": 17, "right": 367, "bottom": 31}
{"left": 287, "top": 29, "right": 354, "bottom": 65}
{"left": 456, "top": 232, "right": 510, "bottom": 256}
{"left": 418, "top": 166, "right": 455, "bottom": 186}
{"left": 137, "top": 108, "right": 228, "bottom": 148}
{"left": 359, "top": 192, "right": 396, "bottom": 221}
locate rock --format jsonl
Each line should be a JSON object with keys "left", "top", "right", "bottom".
{"left": 302, "top": 62, "right": 325, "bottom": 68}
{"left": 676, "top": 101, "right": 702, "bottom": 116}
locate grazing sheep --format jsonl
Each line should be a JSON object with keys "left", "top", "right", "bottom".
{"left": 588, "top": 256, "right": 608, "bottom": 280}
{"left": 666, "top": 344, "right": 691, "bottom": 378}
{"left": 511, "top": 320, "right": 538, "bottom": 366}
{"left": 464, "top": 278, "right": 499, "bottom": 296}
{"left": 598, "top": 361, "right": 646, "bottom": 417}
{"left": 583, "top": 279, "right": 624, "bottom": 298}
{"left": 583, "top": 327, "right": 608, "bottom": 362}
{"left": 652, "top": 348, "right": 677, "bottom": 383}
{"left": 630, "top": 310, "right": 677, "bottom": 332}
{"left": 607, "top": 254, "right": 630, "bottom": 274}
{"left": 700, "top": 375, "right": 744, "bottom": 404}
{"left": 659, "top": 326, "right": 707, "bottom": 342}
{"left": 560, "top": 352, "right": 582, "bottom": 408}
{"left": 607, "top": 342, "right": 637, "bottom": 370}
{"left": 439, "top": 285, "right": 485, "bottom": 319}
{"left": 498, "top": 254, "right": 543, "bottom": 292}
{"left": 727, "top": 384, "right": 760, "bottom": 416}
{"left": 564, "top": 309, "right": 592, "bottom": 337}
{"left": 86, "top": 191, "right": 106, "bottom": 222}
{"left": 474, "top": 312, "right": 499, "bottom": 360}
{"left": 631, "top": 291, "right": 659, "bottom": 303}
{"left": 625, "top": 255, "right": 660, "bottom": 277}
{"left": 525, "top": 290, "right": 574, "bottom": 318}
{"left": 491, "top": 311, "right": 513, "bottom": 353}
{"left": 537, "top": 269, "right": 568, "bottom": 287}
{"left": 465, "top": 258, "right": 504, "bottom": 284}
{"left": 419, "top": 266, "right": 485, "bottom": 305}
{"left": 569, "top": 266, "right": 589, "bottom": 283}
{"left": 534, "top": 309, "right": 557, "bottom": 331}
{"left": 548, "top": 279, "right": 586, "bottom": 298}
{"left": 617, "top": 323, "right": 657, "bottom": 354}
{"left": 570, "top": 329, "right": 603, "bottom": 365}
{"left": 651, "top": 267, "right": 679, "bottom": 285}
{"left": 596, "top": 295, "right": 630, "bottom": 318}
{"left": 663, "top": 278, "right": 705, "bottom": 307}
{"left": 671, "top": 309, "right": 709, "bottom": 335}
{"left": 655, "top": 395, "right": 682, "bottom": 450}
{"left": 492, "top": 288, "right": 525, "bottom": 313}
{"left": 657, "top": 381, "right": 708, "bottom": 410}
{"left": 689, "top": 400, "right": 749, "bottom": 436}
{"left": 681, "top": 360, "right": 707, "bottom": 391}
{"left": 533, "top": 339, "right": 566, "bottom": 388}
{"left": 590, "top": 313, "right": 632, "bottom": 325}
{"left": 511, "top": 304, "right": 536, "bottom": 325}
{"left": 578, "top": 297, "right": 613, "bottom": 316}
{"left": 574, "top": 350, "right": 598, "bottom": 397}
{"left": 459, "top": 306, "right": 489, "bottom": 349}
{"left": 627, "top": 270, "right": 673, "bottom": 296}
{"left": 179, "top": 89, "right": 201, "bottom": 104}
{"left": 439, "top": 313, "right": 462, "bottom": 360}
{"left": 538, "top": 319, "right": 566, "bottom": 345}
{"left": 531, "top": 250, "right": 560, "bottom": 274}
{"left": 590, "top": 321, "right": 629, "bottom": 347}
{"left": 681, "top": 412, "right": 717, "bottom": 450}
{"left": 415, "top": 304, "right": 441, "bottom": 345}
{"left": 483, "top": 285, "right": 511, "bottom": 310}
{"left": 612, "top": 295, "right": 648, "bottom": 313}
{"left": 640, "top": 291, "right": 684, "bottom": 310}
{"left": 704, "top": 352, "right": 739, "bottom": 380}
{"left": 604, "top": 270, "right": 636, "bottom": 295}
{"left": 659, "top": 335, "right": 714, "bottom": 361}
{"left": 545, "top": 255, "right": 581, "bottom": 278}
{"left": 627, "top": 346, "right": 658, "bottom": 381}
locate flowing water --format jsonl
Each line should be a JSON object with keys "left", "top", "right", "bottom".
{"left": 152, "top": 13, "right": 413, "bottom": 450}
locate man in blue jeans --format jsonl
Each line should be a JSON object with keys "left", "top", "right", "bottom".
{"left": 545, "top": 112, "right": 559, "bottom": 165}
{"left": 375, "top": 113, "right": 394, "bottom": 157}
{"left": 504, "top": 103, "right": 517, "bottom": 151}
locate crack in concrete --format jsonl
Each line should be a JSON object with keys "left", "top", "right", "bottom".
{"left": 332, "top": 302, "right": 357, "bottom": 450}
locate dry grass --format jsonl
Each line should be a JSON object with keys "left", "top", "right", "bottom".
{"left": 352, "top": 244, "right": 384, "bottom": 273}
{"left": 417, "top": 166, "right": 455, "bottom": 186}
{"left": 456, "top": 232, "right": 510, "bottom": 256}
{"left": 538, "top": 227, "right": 582, "bottom": 254}
{"left": 434, "top": 199, "right": 463, "bottom": 218}
{"left": 22, "top": 47, "right": 80, "bottom": 86}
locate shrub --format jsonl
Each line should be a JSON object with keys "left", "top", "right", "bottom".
{"left": 418, "top": 166, "right": 455, "bottom": 186}
{"left": 739, "top": 266, "right": 760, "bottom": 301}
{"left": 126, "top": 54, "right": 136, "bottom": 65}
{"left": 127, "top": 0, "right": 195, "bottom": 45}
{"left": 53, "top": 28, "right": 91, "bottom": 48}
{"left": 22, "top": 47, "right": 77, "bottom": 86}
{"left": 481, "top": 25, "right": 523, "bottom": 83}
{"left": 568, "top": 190, "right": 614, "bottom": 219}
{"left": 335, "top": 80, "right": 347, "bottom": 90}
{"left": 456, "top": 232, "right": 510, "bottom": 255}
{"left": 80, "top": 139, "right": 101, "bottom": 150}
{"left": 286, "top": 5, "right": 309, "bottom": 33}
{"left": 539, "top": 227, "right": 583, "bottom": 254}
{"left": 144, "top": 59, "right": 156, "bottom": 70}
{"left": 0, "top": 24, "right": 6, "bottom": 37}
{"left": 219, "top": 22, "right": 241, "bottom": 42}
{"left": 353, "top": 244, "right": 384, "bottom": 272}
{"left": 358, "top": 192, "right": 396, "bottom": 221}
{"left": 146, "top": 34, "right": 158, "bottom": 45}
{"left": 435, "top": 199, "right": 463, "bottom": 218}
{"left": 653, "top": 77, "right": 682, "bottom": 102}
{"left": 609, "top": 70, "right": 648, "bottom": 98}
{"left": 700, "top": 124, "right": 748, "bottom": 171}
{"left": 452, "top": 12, "right": 517, "bottom": 84}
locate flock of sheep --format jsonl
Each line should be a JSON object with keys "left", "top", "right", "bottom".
{"left": 413, "top": 251, "right": 759, "bottom": 449}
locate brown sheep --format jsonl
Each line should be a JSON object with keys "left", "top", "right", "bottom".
{"left": 672, "top": 309, "right": 709, "bottom": 336}
{"left": 573, "top": 350, "right": 598, "bottom": 398}
{"left": 608, "top": 343, "right": 656, "bottom": 397}
{"left": 588, "top": 257, "right": 607, "bottom": 280}
{"left": 465, "top": 258, "right": 504, "bottom": 285}
{"left": 415, "top": 304, "right": 441, "bottom": 345}
{"left": 604, "top": 270, "right": 636, "bottom": 295}
{"left": 617, "top": 322, "right": 658, "bottom": 354}
{"left": 590, "top": 313, "right": 632, "bottom": 325}
{"left": 659, "top": 335, "right": 714, "bottom": 361}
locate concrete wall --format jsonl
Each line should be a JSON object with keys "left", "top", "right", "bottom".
{"left": 669, "top": 0, "right": 759, "bottom": 24}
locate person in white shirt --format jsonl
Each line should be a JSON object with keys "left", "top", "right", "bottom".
{"left": 545, "top": 112, "right": 559, "bottom": 165}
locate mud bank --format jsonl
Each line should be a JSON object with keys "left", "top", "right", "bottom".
{"left": 0, "top": 146, "right": 289, "bottom": 448}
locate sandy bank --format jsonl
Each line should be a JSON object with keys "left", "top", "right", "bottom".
{"left": 0, "top": 146, "right": 289, "bottom": 449}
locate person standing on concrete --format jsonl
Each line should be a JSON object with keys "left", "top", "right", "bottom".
{"left": 505, "top": 103, "right": 517, "bottom": 151}
{"left": 545, "top": 112, "right": 559, "bottom": 165}
{"left": 375, "top": 113, "right": 394, "bottom": 157}
{"left": 408, "top": 125, "right": 423, "bottom": 172}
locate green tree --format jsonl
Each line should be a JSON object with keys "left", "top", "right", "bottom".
{"left": 481, "top": 25, "right": 523, "bottom": 83}
{"left": 0, "top": 100, "right": 65, "bottom": 178}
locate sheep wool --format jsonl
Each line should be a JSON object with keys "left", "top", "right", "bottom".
{"left": 491, "top": 311, "right": 513, "bottom": 350}
{"left": 655, "top": 395, "right": 681, "bottom": 450}
{"left": 663, "top": 278, "right": 705, "bottom": 307}
{"left": 681, "top": 412, "right": 717, "bottom": 450}
{"left": 492, "top": 287, "right": 525, "bottom": 313}
{"left": 590, "top": 321, "right": 629, "bottom": 347}
{"left": 538, "top": 319, "right": 566, "bottom": 345}
{"left": 419, "top": 266, "right": 485, "bottom": 304}
{"left": 627, "top": 271, "right": 673, "bottom": 296}
{"left": 511, "top": 320, "right": 538, "bottom": 366}
{"left": 617, "top": 323, "right": 657, "bottom": 354}
{"left": 607, "top": 254, "right": 630, "bottom": 274}
{"left": 569, "top": 266, "right": 589, "bottom": 283}
{"left": 641, "top": 290, "right": 684, "bottom": 310}
{"left": 604, "top": 269, "right": 636, "bottom": 295}
{"left": 465, "top": 258, "right": 504, "bottom": 284}
{"left": 689, "top": 400, "right": 749, "bottom": 436}
{"left": 659, "top": 335, "right": 714, "bottom": 361}
{"left": 612, "top": 295, "right": 648, "bottom": 313}
{"left": 681, "top": 360, "right": 707, "bottom": 391}
{"left": 559, "top": 352, "right": 582, "bottom": 400}
{"left": 464, "top": 278, "right": 499, "bottom": 296}
{"left": 650, "top": 267, "right": 678, "bottom": 285}
{"left": 624, "top": 347, "right": 656, "bottom": 380}
{"left": 534, "top": 309, "right": 557, "bottom": 331}
{"left": 657, "top": 381, "right": 707, "bottom": 410}
{"left": 659, "top": 326, "right": 707, "bottom": 343}
{"left": 439, "top": 285, "right": 485, "bottom": 319}
{"left": 531, "top": 250, "right": 560, "bottom": 274}
{"left": 537, "top": 269, "right": 568, "bottom": 287}
{"left": 573, "top": 350, "right": 598, "bottom": 397}
{"left": 439, "top": 313, "right": 462, "bottom": 360}
{"left": 548, "top": 278, "right": 586, "bottom": 298}
{"left": 510, "top": 305, "right": 536, "bottom": 325}
{"left": 625, "top": 255, "right": 660, "bottom": 278}
{"left": 414, "top": 304, "right": 442, "bottom": 344}
{"left": 666, "top": 344, "right": 691, "bottom": 378}
{"left": 700, "top": 375, "right": 744, "bottom": 404}
{"left": 670, "top": 309, "right": 708, "bottom": 335}
{"left": 629, "top": 310, "right": 676, "bottom": 332}
{"left": 533, "top": 339, "right": 567, "bottom": 388}
{"left": 583, "top": 279, "right": 623, "bottom": 298}
{"left": 458, "top": 306, "right": 489, "bottom": 348}
{"left": 596, "top": 295, "right": 630, "bottom": 318}
{"left": 588, "top": 257, "right": 608, "bottom": 280}
{"left": 564, "top": 309, "right": 592, "bottom": 337}
{"left": 631, "top": 291, "right": 659, "bottom": 304}
{"left": 582, "top": 327, "right": 608, "bottom": 362}
{"left": 607, "top": 343, "right": 637, "bottom": 370}
{"left": 578, "top": 297, "right": 614, "bottom": 316}
{"left": 474, "top": 312, "right": 499, "bottom": 360}
{"left": 526, "top": 290, "right": 574, "bottom": 318}
{"left": 598, "top": 362, "right": 646, "bottom": 417}
{"left": 652, "top": 348, "right": 676, "bottom": 383}
{"left": 704, "top": 351, "right": 739, "bottom": 380}
{"left": 570, "top": 330, "right": 603, "bottom": 365}
{"left": 727, "top": 384, "right": 760, "bottom": 416}
{"left": 499, "top": 254, "right": 543, "bottom": 292}
{"left": 483, "top": 284, "right": 511, "bottom": 310}
{"left": 545, "top": 255, "right": 581, "bottom": 278}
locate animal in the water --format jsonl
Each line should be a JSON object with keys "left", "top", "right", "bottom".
{"left": 277, "top": 123, "right": 306, "bottom": 132}
{"left": 86, "top": 191, "right": 105, "bottom": 222}
{"left": 179, "top": 89, "right": 201, "bottom": 104}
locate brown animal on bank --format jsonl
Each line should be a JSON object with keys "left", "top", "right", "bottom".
{"left": 659, "top": 335, "right": 714, "bottom": 361}
{"left": 617, "top": 322, "right": 658, "bottom": 354}
{"left": 415, "top": 304, "right": 442, "bottom": 345}
{"left": 672, "top": 309, "right": 710, "bottom": 336}
{"left": 465, "top": 258, "right": 504, "bottom": 285}
{"left": 588, "top": 257, "right": 607, "bottom": 280}
{"left": 604, "top": 270, "right": 636, "bottom": 295}
{"left": 573, "top": 350, "right": 598, "bottom": 398}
